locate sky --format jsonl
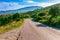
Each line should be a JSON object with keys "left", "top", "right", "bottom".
{"left": 0, "top": 0, "right": 60, "bottom": 11}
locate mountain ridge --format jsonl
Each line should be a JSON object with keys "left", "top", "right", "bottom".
{"left": 0, "top": 6, "right": 42, "bottom": 14}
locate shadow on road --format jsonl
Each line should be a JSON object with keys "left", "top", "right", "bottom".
{"left": 36, "top": 23, "right": 60, "bottom": 30}
{"left": 32, "top": 19, "right": 48, "bottom": 27}
{"left": 32, "top": 19, "right": 37, "bottom": 22}
{"left": 32, "top": 19, "right": 60, "bottom": 30}
{"left": 36, "top": 24, "right": 48, "bottom": 27}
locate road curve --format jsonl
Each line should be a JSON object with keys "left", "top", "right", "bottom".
{"left": 18, "top": 19, "right": 60, "bottom": 40}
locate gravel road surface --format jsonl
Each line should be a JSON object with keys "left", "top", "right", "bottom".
{"left": 18, "top": 19, "right": 60, "bottom": 40}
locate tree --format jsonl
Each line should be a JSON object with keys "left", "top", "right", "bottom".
{"left": 12, "top": 13, "right": 20, "bottom": 21}
{"left": 38, "top": 13, "right": 46, "bottom": 16}
{"left": 48, "top": 6, "right": 60, "bottom": 25}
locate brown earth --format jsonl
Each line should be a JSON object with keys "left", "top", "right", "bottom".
{"left": 18, "top": 19, "right": 60, "bottom": 40}
{"left": 0, "top": 19, "right": 60, "bottom": 40}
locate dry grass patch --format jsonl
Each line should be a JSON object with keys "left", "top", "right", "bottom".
{"left": 0, "top": 19, "right": 24, "bottom": 34}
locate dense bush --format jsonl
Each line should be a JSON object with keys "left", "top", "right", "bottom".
{"left": 0, "top": 13, "right": 23, "bottom": 26}
{"left": 39, "top": 19, "right": 47, "bottom": 23}
{"left": 32, "top": 6, "right": 60, "bottom": 28}
{"left": 12, "top": 13, "right": 20, "bottom": 21}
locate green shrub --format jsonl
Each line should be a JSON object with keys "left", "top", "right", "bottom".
{"left": 12, "top": 13, "right": 20, "bottom": 21}
{"left": 39, "top": 19, "right": 47, "bottom": 23}
{"left": 0, "top": 13, "right": 24, "bottom": 26}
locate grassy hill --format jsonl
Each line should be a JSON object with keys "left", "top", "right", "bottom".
{"left": 32, "top": 3, "right": 60, "bottom": 28}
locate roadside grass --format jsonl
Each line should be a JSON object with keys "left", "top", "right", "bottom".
{"left": 0, "top": 19, "right": 24, "bottom": 34}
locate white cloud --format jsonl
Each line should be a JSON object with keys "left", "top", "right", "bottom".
{"left": 0, "top": 0, "right": 60, "bottom": 11}
{"left": 52, "top": 0, "right": 60, "bottom": 3}
{"left": 33, "top": 2, "right": 58, "bottom": 7}
{"left": 26, "top": 0, "right": 36, "bottom": 3}
{"left": 25, "top": 0, "right": 60, "bottom": 7}
{"left": 0, "top": 2, "right": 26, "bottom": 11}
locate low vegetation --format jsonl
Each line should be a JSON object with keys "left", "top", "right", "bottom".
{"left": 0, "top": 19, "right": 24, "bottom": 34}
{"left": 32, "top": 5, "right": 60, "bottom": 28}
{"left": 0, "top": 13, "right": 24, "bottom": 34}
{"left": 0, "top": 3, "right": 60, "bottom": 34}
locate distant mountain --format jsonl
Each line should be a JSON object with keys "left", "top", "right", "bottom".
{"left": 17, "top": 6, "right": 42, "bottom": 12}
{"left": 0, "top": 6, "right": 42, "bottom": 14}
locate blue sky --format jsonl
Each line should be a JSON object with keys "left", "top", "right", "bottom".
{"left": 0, "top": 0, "right": 60, "bottom": 11}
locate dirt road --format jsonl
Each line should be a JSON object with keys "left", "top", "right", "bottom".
{"left": 18, "top": 19, "right": 60, "bottom": 40}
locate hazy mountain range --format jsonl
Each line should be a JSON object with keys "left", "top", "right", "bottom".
{"left": 0, "top": 6, "right": 42, "bottom": 14}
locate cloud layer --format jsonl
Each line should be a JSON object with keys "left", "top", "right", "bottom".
{"left": 25, "top": 0, "right": 60, "bottom": 7}
{"left": 0, "top": 0, "right": 60, "bottom": 11}
{"left": 0, "top": 2, "right": 26, "bottom": 11}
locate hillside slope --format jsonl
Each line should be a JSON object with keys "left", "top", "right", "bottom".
{"left": 34, "top": 3, "right": 60, "bottom": 13}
